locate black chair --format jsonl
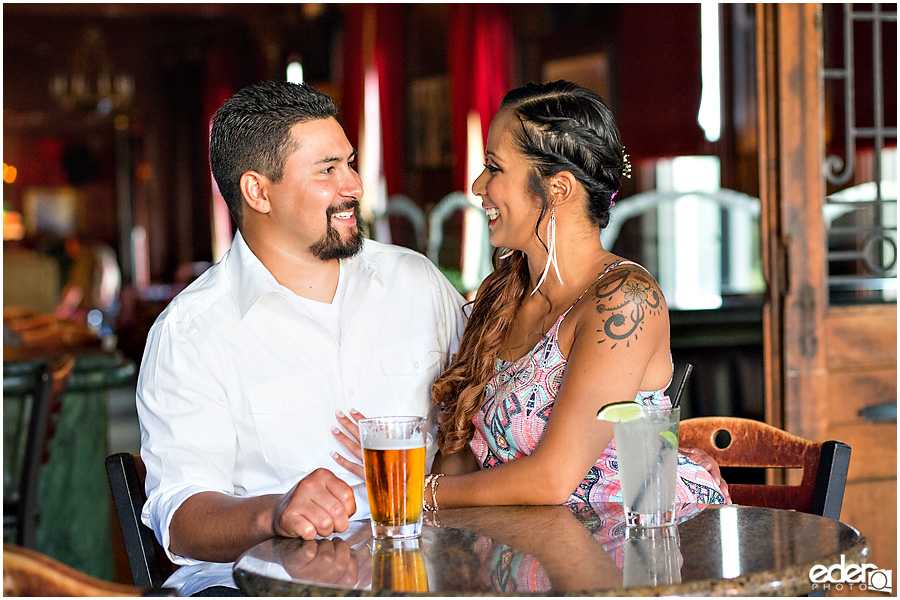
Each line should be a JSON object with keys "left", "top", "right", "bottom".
{"left": 679, "top": 417, "right": 852, "bottom": 520}
{"left": 3, "top": 362, "right": 53, "bottom": 548}
{"left": 105, "top": 452, "right": 175, "bottom": 588}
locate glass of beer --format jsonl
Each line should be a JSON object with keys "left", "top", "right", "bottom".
{"left": 370, "top": 538, "right": 429, "bottom": 592}
{"left": 359, "top": 416, "right": 427, "bottom": 539}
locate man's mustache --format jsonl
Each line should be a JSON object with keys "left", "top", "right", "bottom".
{"left": 327, "top": 200, "right": 360, "bottom": 218}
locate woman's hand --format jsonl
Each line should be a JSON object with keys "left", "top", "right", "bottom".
{"left": 331, "top": 409, "right": 367, "bottom": 480}
{"left": 679, "top": 446, "right": 731, "bottom": 503}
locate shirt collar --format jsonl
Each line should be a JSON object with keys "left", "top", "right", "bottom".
{"left": 225, "top": 231, "right": 384, "bottom": 320}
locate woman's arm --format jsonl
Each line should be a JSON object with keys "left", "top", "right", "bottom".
{"left": 424, "top": 264, "right": 671, "bottom": 508}
{"left": 432, "top": 446, "right": 480, "bottom": 475}
{"left": 440, "top": 505, "right": 623, "bottom": 591}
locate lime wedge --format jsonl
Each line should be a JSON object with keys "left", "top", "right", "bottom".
{"left": 596, "top": 402, "right": 645, "bottom": 422}
{"left": 659, "top": 430, "right": 678, "bottom": 448}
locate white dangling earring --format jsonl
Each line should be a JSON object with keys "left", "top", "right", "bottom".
{"left": 530, "top": 207, "right": 563, "bottom": 295}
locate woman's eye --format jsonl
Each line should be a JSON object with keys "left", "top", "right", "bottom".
{"left": 483, "top": 163, "right": 500, "bottom": 174}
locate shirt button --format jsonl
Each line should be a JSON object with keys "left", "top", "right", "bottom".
{"left": 413, "top": 361, "right": 420, "bottom": 369}
{"left": 348, "top": 389, "right": 355, "bottom": 397}
{"left": 285, "top": 400, "right": 294, "bottom": 409}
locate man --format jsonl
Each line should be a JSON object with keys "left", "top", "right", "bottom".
{"left": 136, "top": 81, "right": 466, "bottom": 594}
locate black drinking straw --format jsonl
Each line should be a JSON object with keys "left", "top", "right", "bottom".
{"left": 671, "top": 364, "right": 693, "bottom": 410}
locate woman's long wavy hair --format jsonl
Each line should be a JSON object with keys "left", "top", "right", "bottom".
{"left": 432, "top": 80, "right": 628, "bottom": 455}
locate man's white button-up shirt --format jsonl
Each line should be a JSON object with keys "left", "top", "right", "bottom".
{"left": 137, "top": 231, "right": 466, "bottom": 565}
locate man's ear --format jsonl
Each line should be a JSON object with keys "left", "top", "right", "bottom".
{"left": 548, "top": 171, "right": 579, "bottom": 206}
{"left": 240, "top": 171, "right": 270, "bottom": 215}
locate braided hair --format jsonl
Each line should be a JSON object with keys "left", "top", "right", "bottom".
{"left": 432, "top": 80, "right": 628, "bottom": 455}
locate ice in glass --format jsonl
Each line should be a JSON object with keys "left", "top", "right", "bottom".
{"left": 622, "top": 524, "right": 682, "bottom": 587}
{"left": 614, "top": 405, "right": 680, "bottom": 527}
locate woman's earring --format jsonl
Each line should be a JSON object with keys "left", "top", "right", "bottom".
{"left": 531, "top": 207, "right": 563, "bottom": 295}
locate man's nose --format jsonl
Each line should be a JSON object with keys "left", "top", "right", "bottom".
{"left": 342, "top": 169, "right": 363, "bottom": 199}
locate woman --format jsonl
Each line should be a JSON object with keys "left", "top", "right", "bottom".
{"left": 336, "top": 80, "right": 727, "bottom": 509}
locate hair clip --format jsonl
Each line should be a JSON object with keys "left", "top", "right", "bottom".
{"left": 622, "top": 147, "right": 632, "bottom": 179}
{"left": 610, "top": 190, "right": 618, "bottom": 207}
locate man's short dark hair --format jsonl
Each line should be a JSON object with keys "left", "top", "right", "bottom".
{"left": 209, "top": 81, "right": 338, "bottom": 228}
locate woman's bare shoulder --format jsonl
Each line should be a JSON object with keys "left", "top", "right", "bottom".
{"left": 577, "top": 261, "right": 669, "bottom": 351}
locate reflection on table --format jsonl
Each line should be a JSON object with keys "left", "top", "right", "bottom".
{"left": 233, "top": 503, "right": 868, "bottom": 597}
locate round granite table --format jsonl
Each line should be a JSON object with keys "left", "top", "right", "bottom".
{"left": 233, "top": 503, "right": 868, "bottom": 596}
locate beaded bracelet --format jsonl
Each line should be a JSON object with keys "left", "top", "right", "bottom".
{"left": 423, "top": 473, "right": 444, "bottom": 512}
{"left": 423, "top": 474, "right": 436, "bottom": 511}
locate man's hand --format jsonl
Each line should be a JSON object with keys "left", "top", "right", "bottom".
{"left": 279, "top": 538, "right": 361, "bottom": 587}
{"left": 273, "top": 469, "right": 357, "bottom": 540}
{"left": 679, "top": 446, "right": 730, "bottom": 503}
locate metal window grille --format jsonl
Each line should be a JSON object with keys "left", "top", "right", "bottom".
{"left": 823, "top": 3, "right": 898, "bottom": 305}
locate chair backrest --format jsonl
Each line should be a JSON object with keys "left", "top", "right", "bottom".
{"left": 679, "top": 417, "right": 851, "bottom": 520}
{"left": 105, "top": 453, "right": 175, "bottom": 588}
{"left": 3, "top": 542, "right": 145, "bottom": 597}
{"left": 3, "top": 362, "right": 53, "bottom": 548}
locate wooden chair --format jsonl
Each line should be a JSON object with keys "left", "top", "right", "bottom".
{"left": 105, "top": 453, "right": 175, "bottom": 589}
{"left": 2, "top": 543, "right": 174, "bottom": 596}
{"left": 679, "top": 417, "right": 851, "bottom": 520}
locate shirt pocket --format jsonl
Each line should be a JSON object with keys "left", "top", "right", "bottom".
{"left": 378, "top": 336, "right": 444, "bottom": 414}
{"left": 247, "top": 374, "right": 326, "bottom": 476}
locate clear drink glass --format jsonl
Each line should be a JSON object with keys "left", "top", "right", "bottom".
{"left": 370, "top": 538, "right": 429, "bottom": 592}
{"left": 622, "top": 524, "right": 682, "bottom": 587}
{"left": 614, "top": 405, "right": 680, "bottom": 527}
{"left": 359, "top": 416, "right": 427, "bottom": 539}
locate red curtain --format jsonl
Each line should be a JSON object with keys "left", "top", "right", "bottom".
{"left": 448, "top": 4, "right": 512, "bottom": 192}
{"left": 375, "top": 4, "right": 407, "bottom": 196}
{"left": 341, "top": 4, "right": 406, "bottom": 196}
{"left": 617, "top": 4, "right": 706, "bottom": 160}
{"left": 340, "top": 4, "right": 365, "bottom": 151}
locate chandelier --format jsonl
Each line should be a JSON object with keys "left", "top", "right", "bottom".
{"left": 49, "top": 28, "right": 134, "bottom": 115}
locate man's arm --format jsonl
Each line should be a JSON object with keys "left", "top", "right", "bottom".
{"left": 169, "top": 469, "right": 356, "bottom": 563}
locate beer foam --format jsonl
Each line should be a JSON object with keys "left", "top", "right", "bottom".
{"left": 362, "top": 437, "right": 426, "bottom": 451}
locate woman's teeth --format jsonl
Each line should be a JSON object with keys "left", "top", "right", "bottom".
{"left": 333, "top": 211, "right": 354, "bottom": 219}
{"left": 485, "top": 208, "right": 500, "bottom": 220}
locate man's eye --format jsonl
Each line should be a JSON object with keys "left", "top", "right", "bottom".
{"left": 323, "top": 166, "right": 335, "bottom": 174}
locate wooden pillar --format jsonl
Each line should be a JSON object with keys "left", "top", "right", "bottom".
{"left": 756, "top": 3, "right": 829, "bottom": 442}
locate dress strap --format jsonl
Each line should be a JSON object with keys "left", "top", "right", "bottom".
{"left": 563, "top": 260, "right": 640, "bottom": 316}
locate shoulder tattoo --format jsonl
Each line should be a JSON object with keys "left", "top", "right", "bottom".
{"left": 593, "top": 268, "right": 663, "bottom": 349}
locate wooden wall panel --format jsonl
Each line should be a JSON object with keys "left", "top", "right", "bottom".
{"left": 825, "top": 423, "right": 897, "bottom": 481}
{"left": 826, "top": 305, "right": 898, "bottom": 370}
{"left": 830, "top": 479, "right": 897, "bottom": 598}
{"left": 826, "top": 370, "right": 897, "bottom": 425}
